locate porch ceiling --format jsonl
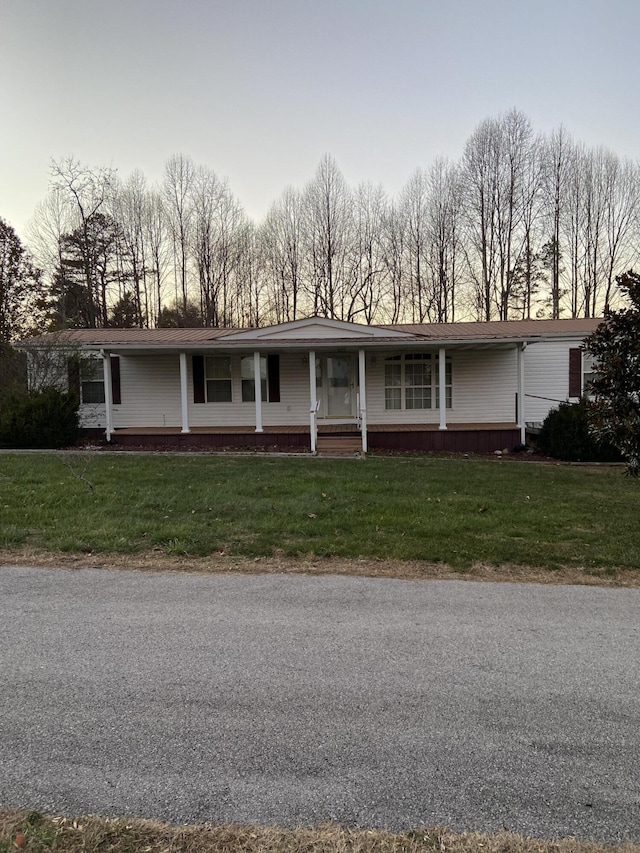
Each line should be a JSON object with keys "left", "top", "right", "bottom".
{"left": 79, "top": 339, "right": 523, "bottom": 356}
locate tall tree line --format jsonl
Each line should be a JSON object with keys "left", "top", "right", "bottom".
{"left": 17, "top": 110, "right": 640, "bottom": 332}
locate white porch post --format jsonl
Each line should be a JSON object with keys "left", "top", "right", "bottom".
{"left": 102, "top": 350, "right": 113, "bottom": 442}
{"left": 253, "top": 350, "right": 263, "bottom": 433}
{"left": 309, "top": 349, "right": 317, "bottom": 453}
{"left": 179, "top": 351, "right": 190, "bottom": 434}
{"left": 438, "top": 347, "right": 447, "bottom": 430}
{"left": 517, "top": 342, "right": 527, "bottom": 445}
{"left": 358, "top": 349, "right": 367, "bottom": 453}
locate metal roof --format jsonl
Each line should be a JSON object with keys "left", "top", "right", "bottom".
{"left": 384, "top": 318, "right": 601, "bottom": 340}
{"left": 18, "top": 317, "right": 602, "bottom": 349}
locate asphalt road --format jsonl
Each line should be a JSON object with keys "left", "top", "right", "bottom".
{"left": 1, "top": 566, "right": 639, "bottom": 841}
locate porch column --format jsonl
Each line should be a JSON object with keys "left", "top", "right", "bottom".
{"left": 438, "top": 347, "right": 447, "bottom": 430}
{"left": 517, "top": 342, "right": 527, "bottom": 445}
{"left": 102, "top": 350, "right": 113, "bottom": 442}
{"left": 358, "top": 349, "right": 367, "bottom": 453}
{"left": 309, "top": 349, "right": 317, "bottom": 453}
{"left": 179, "top": 351, "right": 190, "bottom": 434}
{"left": 253, "top": 350, "right": 263, "bottom": 432}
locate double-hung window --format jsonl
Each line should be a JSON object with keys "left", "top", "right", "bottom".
{"left": 404, "top": 354, "right": 432, "bottom": 409}
{"left": 205, "top": 356, "right": 232, "bottom": 402}
{"left": 80, "top": 358, "right": 105, "bottom": 404}
{"left": 241, "top": 356, "right": 268, "bottom": 402}
{"left": 582, "top": 352, "right": 598, "bottom": 397}
{"left": 384, "top": 353, "right": 451, "bottom": 410}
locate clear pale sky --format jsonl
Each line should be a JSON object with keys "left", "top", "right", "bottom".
{"left": 2, "top": 0, "right": 639, "bottom": 240}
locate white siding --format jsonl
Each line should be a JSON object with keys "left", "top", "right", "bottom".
{"left": 524, "top": 339, "right": 582, "bottom": 425}
{"left": 73, "top": 340, "right": 585, "bottom": 431}
{"left": 450, "top": 349, "right": 517, "bottom": 423}
{"left": 112, "top": 355, "right": 182, "bottom": 429}
{"left": 102, "top": 352, "right": 312, "bottom": 430}
{"left": 256, "top": 324, "right": 371, "bottom": 339}
{"left": 365, "top": 349, "right": 517, "bottom": 425}
{"left": 79, "top": 402, "right": 106, "bottom": 428}
{"left": 187, "top": 352, "right": 311, "bottom": 428}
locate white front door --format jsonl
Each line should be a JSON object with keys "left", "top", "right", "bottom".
{"left": 320, "top": 354, "right": 355, "bottom": 417}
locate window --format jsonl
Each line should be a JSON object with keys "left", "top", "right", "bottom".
{"left": 241, "top": 356, "right": 268, "bottom": 402}
{"left": 384, "top": 356, "right": 402, "bottom": 410}
{"left": 205, "top": 356, "right": 232, "bottom": 402}
{"left": 241, "top": 355, "right": 281, "bottom": 403}
{"left": 404, "top": 353, "right": 432, "bottom": 409}
{"left": 569, "top": 348, "right": 598, "bottom": 398}
{"left": 582, "top": 352, "right": 598, "bottom": 396}
{"left": 80, "top": 358, "right": 105, "bottom": 404}
{"left": 384, "top": 353, "right": 452, "bottom": 410}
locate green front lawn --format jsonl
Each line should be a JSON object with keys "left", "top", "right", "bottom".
{"left": 0, "top": 453, "right": 637, "bottom": 571}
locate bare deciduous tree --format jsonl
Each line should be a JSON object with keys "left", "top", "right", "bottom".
{"left": 303, "top": 154, "right": 353, "bottom": 319}
{"left": 261, "top": 187, "right": 305, "bottom": 322}
{"left": 163, "top": 153, "right": 195, "bottom": 315}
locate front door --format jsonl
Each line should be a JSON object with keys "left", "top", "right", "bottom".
{"left": 323, "top": 354, "right": 355, "bottom": 417}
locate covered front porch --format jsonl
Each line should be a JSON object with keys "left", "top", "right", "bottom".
{"left": 99, "top": 342, "right": 527, "bottom": 454}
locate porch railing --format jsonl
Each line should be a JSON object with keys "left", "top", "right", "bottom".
{"left": 310, "top": 399, "right": 320, "bottom": 452}
{"left": 357, "top": 391, "right": 367, "bottom": 453}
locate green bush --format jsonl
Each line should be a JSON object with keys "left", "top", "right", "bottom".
{"left": 538, "top": 397, "right": 622, "bottom": 463}
{"left": 0, "top": 388, "right": 80, "bottom": 449}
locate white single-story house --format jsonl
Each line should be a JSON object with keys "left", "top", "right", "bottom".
{"left": 18, "top": 316, "right": 601, "bottom": 453}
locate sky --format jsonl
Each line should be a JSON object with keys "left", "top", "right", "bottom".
{"left": 2, "top": 0, "right": 640, "bottom": 241}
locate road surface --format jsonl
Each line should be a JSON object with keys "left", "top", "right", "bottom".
{"left": 0, "top": 566, "right": 638, "bottom": 841}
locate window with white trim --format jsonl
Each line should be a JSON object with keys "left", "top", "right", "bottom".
{"left": 241, "top": 356, "right": 268, "bottom": 402}
{"left": 384, "top": 353, "right": 451, "bottom": 410}
{"left": 582, "top": 352, "right": 598, "bottom": 397}
{"left": 80, "top": 358, "right": 105, "bottom": 404}
{"left": 205, "top": 356, "right": 232, "bottom": 402}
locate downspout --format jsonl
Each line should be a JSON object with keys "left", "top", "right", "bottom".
{"left": 517, "top": 342, "right": 527, "bottom": 445}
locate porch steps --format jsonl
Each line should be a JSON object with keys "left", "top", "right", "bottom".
{"left": 316, "top": 434, "right": 363, "bottom": 456}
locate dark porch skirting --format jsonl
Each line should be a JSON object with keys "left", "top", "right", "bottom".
{"left": 368, "top": 424, "right": 521, "bottom": 453}
{"left": 103, "top": 426, "right": 310, "bottom": 450}
{"left": 82, "top": 423, "right": 521, "bottom": 453}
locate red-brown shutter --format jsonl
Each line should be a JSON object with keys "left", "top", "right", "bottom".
{"left": 192, "top": 355, "right": 205, "bottom": 403}
{"left": 267, "top": 354, "right": 280, "bottom": 403}
{"left": 569, "top": 348, "right": 582, "bottom": 397}
{"left": 67, "top": 357, "right": 80, "bottom": 396}
{"left": 110, "top": 356, "right": 121, "bottom": 404}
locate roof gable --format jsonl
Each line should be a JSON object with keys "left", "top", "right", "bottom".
{"left": 224, "top": 316, "right": 413, "bottom": 341}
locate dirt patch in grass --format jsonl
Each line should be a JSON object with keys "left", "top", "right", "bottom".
{"left": 1, "top": 546, "right": 638, "bottom": 588}
{"left": 1, "top": 810, "right": 638, "bottom": 853}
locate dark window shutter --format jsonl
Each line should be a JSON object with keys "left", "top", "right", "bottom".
{"left": 267, "top": 354, "right": 280, "bottom": 403}
{"left": 193, "top": 355, "right": 205, "bottom": 403}
{"left": 569, "top": 348, "right": 582, "bottom": 397}
{"left": 67, "top": 357, "right": 80, "bottom": 396}
{"left": 110, "top": 356, "right": 121, "bottom": 405}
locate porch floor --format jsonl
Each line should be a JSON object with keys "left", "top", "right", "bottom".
{"left": 111, "top": 422, "right": 518, "bottom": 436}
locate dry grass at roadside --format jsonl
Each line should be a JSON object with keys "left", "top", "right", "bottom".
{"left": 1, "top": 811, "right": 638, "bottom": 853}
{"left": 2, "top": 546, "right": 640, "bottom": 588}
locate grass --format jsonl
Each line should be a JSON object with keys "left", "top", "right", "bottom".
{"left": 1, "top": 810, "right": 638, "bottom": 853}
{"left": 0, "top": 452, "right": 638, "bottom": 574}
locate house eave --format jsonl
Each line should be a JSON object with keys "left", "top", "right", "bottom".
{"left": 16, "top": 333, "right": 588, "bottom": 355}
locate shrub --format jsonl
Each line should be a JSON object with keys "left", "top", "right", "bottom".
{"left": 537, "top": 397, "right": 622, "bottom": 463}
{"left": 0, "top": 388, "right": 80, "bottom": 449}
